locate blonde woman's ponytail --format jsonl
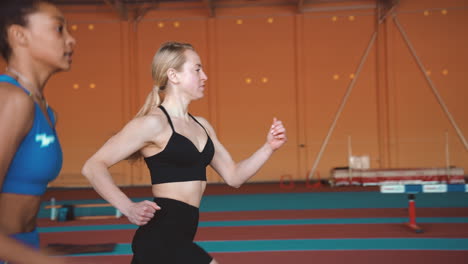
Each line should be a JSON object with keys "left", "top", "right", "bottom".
{"left": 135, "top": 87, "right": 161, "bottom": 118}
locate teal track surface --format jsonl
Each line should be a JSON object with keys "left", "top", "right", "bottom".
{"left": 38, "top": 191, "right": 468, "bottom": 218}
{"left": 63, "top": 238, "right": 468, "bottom": 257}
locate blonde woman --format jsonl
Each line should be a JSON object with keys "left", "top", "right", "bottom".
{"left": 82, "top": 42, "right": 287, "bottom": 264}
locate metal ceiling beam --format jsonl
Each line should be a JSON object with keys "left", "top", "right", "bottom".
{"left": 102, "top": 0, "right": 128, "bottom": 20}
{"left": 101, "top": 0, "right": 162, "bottom": 21}
{"left": 204, "top": 0, "right": 215, "bottom": 17}
{"left": 297, "top": 0, "right": 304, "bottom": 13}
{"left": 133, "top": 0, "right": 159, "bottom": 23}
{"left": 52, "top": 0, "right": 106, "bottom": 5}
{"left": 377, "top": 0, "right": 398, "bottom": 23}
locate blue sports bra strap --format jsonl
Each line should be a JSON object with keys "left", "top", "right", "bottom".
{"left": 19, "top": 86, "right": 32, "bottom": 97}
{"left": 158, "top": 105, "right": 174, "bottom": 131}
{"left": 0, "top": 74, "right": 32, "bottom": 96}
{"left": 189, "top": 113, "right": 209, "bottom": 134}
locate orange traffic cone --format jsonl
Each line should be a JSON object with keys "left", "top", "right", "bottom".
{"left": 306, "top": 172, "right": 323, "bottom": 189}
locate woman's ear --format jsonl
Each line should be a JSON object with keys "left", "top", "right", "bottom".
{"left": 8, "top": 25, "right": 28, "bottom": 48}
{"left": 166, "top": 68, "right": 179, "bottom": 84}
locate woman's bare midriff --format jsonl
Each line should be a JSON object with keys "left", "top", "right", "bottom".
{"left": 151, "top": 181, "right": 207, "bottom": 208}
{"left": 0, "top": 193, "right": 41, "bottom": 234}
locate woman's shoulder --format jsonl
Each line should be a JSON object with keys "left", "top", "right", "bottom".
{"left": 192, "top": 115, "right": 211, "bottom": 127}
{"left": 125, "top": 109, "right": 172, "bottom": 144}
{"left": 0, "top": 82, "right": 34, "bottom": 112}
{"left": 0, "top": 82, "right": 34, "bottom": 134}
{"left": 130, "top": 109, "right": 169, "bottom": 132}
{"left": 0, "top": 81, "right": 30, "bottom": 97}
{"left": 192, "top": 115, "right": 216, "bottom": 135}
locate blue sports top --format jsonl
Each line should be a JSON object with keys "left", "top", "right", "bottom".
{"left": 144, "top": 105, "right": 215, "bottom": 184}
{"left": 0, "top": 75, "right": 62, "bottom": 196}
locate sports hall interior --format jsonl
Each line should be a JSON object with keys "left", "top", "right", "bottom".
{"left": 1, "top": 0, "right": 467, "bottom": 263}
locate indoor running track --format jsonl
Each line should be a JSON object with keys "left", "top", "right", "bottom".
{"left": 37, "top": 184, "right": 468, "bottom": 264}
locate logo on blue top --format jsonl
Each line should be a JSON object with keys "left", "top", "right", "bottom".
{"left": 35, "top": 133, "right": 55, "bottom": 148}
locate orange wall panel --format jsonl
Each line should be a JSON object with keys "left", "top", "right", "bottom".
{"left": 302, "top": 12, "right": 380, "bottom": 178}
{"left": 387, "top": 7, "right": 468, "bottom": 168}
{"left": 46, "top": 21, "right": 130, "bottom": 186}
{"left": 215, "top": 15, "right": 299, "bottom": 182}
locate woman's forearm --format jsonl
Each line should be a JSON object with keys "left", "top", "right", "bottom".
{"left": 228, "top": 143, "right": 274, "bottom": 187}
{"left": 81, "top": 161, "right": 133, "bottom": 216}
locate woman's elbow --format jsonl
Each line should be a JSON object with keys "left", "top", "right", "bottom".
{"left": 229, "top": 182, "right": 242, "bottom": 189}
{"left": 225, "top": 178, "right": 242, "bottom": 188}
{"left": 81, "top": 159, "right": 95, "bottom": 179}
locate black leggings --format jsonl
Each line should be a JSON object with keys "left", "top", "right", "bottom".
{"left": 131, "top": 197, "right": 212, "bottom": 264}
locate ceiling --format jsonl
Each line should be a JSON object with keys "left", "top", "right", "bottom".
{"left": 49, "top": 0, "right": 378, "bottom": 6}
{"left": 48, "top": 0, "right": 392, "bottom": 20}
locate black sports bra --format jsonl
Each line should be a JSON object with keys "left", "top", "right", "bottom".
{"left": 144, "top": 106, "right": 215, "bottom": 184}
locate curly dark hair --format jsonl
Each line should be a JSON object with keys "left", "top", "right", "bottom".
{"left": 0, "top": 0, "right": 51, "bottom": 61}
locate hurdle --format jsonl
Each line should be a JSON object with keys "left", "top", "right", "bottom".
{"left": 380, "top": 184, "right": 468, "bottom": 233}
{"left": 45, "top": 198, "right": 123, "bottom": 221}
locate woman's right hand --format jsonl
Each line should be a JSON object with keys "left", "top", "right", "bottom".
{"left": 126, "top": 200, "right": 161, "bottom": 225}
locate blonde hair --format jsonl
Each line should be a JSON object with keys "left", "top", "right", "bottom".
{"left": 129, "top": 41, "right": 194, "bottom": 161}
{"left": 134, "top": 41, "right": 194, "bottom": 118}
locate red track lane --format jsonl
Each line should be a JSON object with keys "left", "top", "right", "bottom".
{"left": 40, "top": 223, "right": 468, "bottom": 245}
{"left": 65, "top": 250, "right": 468, "bottom": 264}
{"left": 214, "top": 250, "right": 468, "bottom": 264}
{"left": 195, "top": 223, "right": 468, "bottom": 240}
{"left": 200, "top": 207, "right": 468, "bottom": 221}
{"left": 37, "top": 207, "right": 468, "bottom": 227}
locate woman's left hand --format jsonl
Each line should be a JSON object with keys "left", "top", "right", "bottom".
{"left": 267, "top": 118, "right": 287, "bottom": 151}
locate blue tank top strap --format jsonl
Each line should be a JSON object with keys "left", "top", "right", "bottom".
{"left": 158, "top": 105, "right": 175, "bottom": 131}
{"left": 0, "top": 74, "right": 32, "bottom": 96}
